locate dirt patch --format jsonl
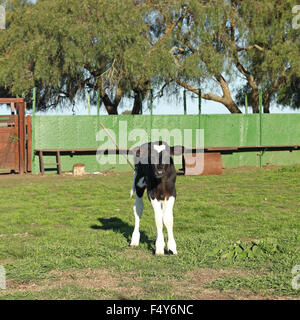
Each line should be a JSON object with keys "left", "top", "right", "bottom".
{"left": 170, "top": 268, "right": 257, "bottom": 300}
{"left": 1, "top": 267, "right": 297, "bottom": 300}
{"left": 171, "top": 268, "right": 298, "bottom": 300}
{"left": 0, "top": 258, "right": 15, "bottom": 265}
{"left": 187, "top": 268, "right": 253, "bottom": 283}
{"left": 123, "top": 248, "right": 153, "bottom": 260}
{"left": 2, "top": 269, "right": 144, "bottom": 299}
{"left": 223, "top": 165, "right": 284, "bottom": 174}
{"left": 0, "top": 171, "right": 131, "bottom": 180}
{"left": 223, "top": 166, "right": 259, "bottom": 173}
{"left": 0, "top": 232, "right": 29, "bottom": 238}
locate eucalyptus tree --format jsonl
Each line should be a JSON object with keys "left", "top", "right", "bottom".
{"left": 277, "top": 75, "right": 300, "bottom": 110}
{"left": 0, "top": 0, "right": 299, "bottom": 114}
{"left": 0, "top": 0, "right": 85, "bottom": 110}
{"left": 166, "top": 0, "right": 300, "bottom": 113}
{"left": 0, "top": 0, "right": 180, "bottom": 114}
{"left": 0, "top": 0, "right": 147, "bottom": 113}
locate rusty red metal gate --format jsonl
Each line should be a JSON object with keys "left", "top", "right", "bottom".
{"left": 0, "top": 98, "right": 31, "bottom": 174}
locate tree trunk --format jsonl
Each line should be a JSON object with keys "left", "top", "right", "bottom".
{"left": 264, "top": 98, "right": 271, "bottom": 113}
{"left": 105, "top": 105, "right": 119, "bottom": 115}
{"left": 131, "top": 87, "right": 149, "bottom": 114}
{"left": 98, "top": 83, "right": 122, "bottom": 115}
{"left": 174, "top": 77, "right": 242, "bottom": 113}
{"left": 224, "top": 100, "right": 242, "bottom": 113}
{"left": 131, "top": 91, "right": 143, "bottom": 114}
{"left": 251, "top": 89, "right": 260, "bottom": 113}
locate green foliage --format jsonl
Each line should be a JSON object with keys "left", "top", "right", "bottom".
{"left": 278, "top": 165, "right": 300, "bottom": 173}
{"left": 0, "top": 0, "right": 299, "bottom": 112}
{"left": 212, "top": 239, "right": 280, "bottom": 262}
{"left": 277, "top": 75, "right": 300, "bottom": 110}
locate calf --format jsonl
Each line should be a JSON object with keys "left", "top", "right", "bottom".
{"left": 130, "top": 141, "right": 177, "bottom": 255}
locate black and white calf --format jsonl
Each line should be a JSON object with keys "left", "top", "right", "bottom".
{"left": 130, "top": 141, "right": 177, "bottom": 255}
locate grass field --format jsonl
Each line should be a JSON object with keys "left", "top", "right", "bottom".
{"left": 0, "top": 165, "right": 300, "bottom": 300}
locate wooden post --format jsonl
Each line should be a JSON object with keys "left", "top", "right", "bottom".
{"left": 39, "top": 150, "right": 44, "bottom": 175}
{"left": 10, "top": 103, "right": 15, "bottom": 114}
{"left": 32, "top": 88, "right": 36, "bottom": 165}
{"left": 26, "top": 115, "right": 32, "bottom": 172}
{"left": 18, "top": 101, "right": 25, "bottom": 174}
{"left": 56, "top": 151, "right": 62, "bottom": 175}
{"left": 24, "top": 102, "right": 27, "bottom": 173}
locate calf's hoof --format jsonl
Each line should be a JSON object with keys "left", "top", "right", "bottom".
{"left": 168, "top": 241, "right": 177, "bottom": 255}
{"left": 155, "top": 245, "right": 165, "bottom": 255}
{"left": 130, "top": 231, "right": 140, "bottom": 247}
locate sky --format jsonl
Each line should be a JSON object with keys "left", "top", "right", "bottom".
{"left": 29, "top": 89, "right": 299, "bottom": 116}
{"left": 1, "top": 88, "right": 299, "bottom": 116}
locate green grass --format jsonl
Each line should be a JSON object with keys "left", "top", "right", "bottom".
{"left": 0, "top": 165, "right": 300, "bottom": 300}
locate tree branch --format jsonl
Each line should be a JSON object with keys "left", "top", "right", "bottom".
{"left": 236, "top": 44, "right": 265, "bottom": 52}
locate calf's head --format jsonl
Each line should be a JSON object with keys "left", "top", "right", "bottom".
{"left": 151, "top": 141, "right": 172, "bottom": 178}
{"left": 133, "top": 141, "right": 173, "bottom": 179}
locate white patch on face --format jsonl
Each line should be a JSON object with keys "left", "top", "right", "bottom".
{"left": 154, "top": 144, "right": 166, "bottom": 153}
{"left": 137, "top": 177, "right": 146, "bottom": 188}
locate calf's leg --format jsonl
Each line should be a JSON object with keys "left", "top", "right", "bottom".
{"left": 130, "top": 196, "right": 144, "bottom": 247}
{"left": 151, "top": 198, "right": 165, "bottom": 255}
{"left": 162, "top": 196, "right": 177, "bottom": 254}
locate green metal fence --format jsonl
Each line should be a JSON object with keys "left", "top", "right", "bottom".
{"left": 31, "top": 114, "right": 300, "bottom": 174}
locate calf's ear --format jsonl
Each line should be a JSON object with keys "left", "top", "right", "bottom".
{"left": 131, "top": 143, "right": 151, "bottom": 160}
{"left": 136, "top": 147, "right": 141, "bottom": 157}
{"left": 170, "top": 145, "right": 183, "bottom": 156}
{"left": 131, "top": 146, "right": 141, "bottom": 157}
{"left": 131, "top": 146, "right": 148, "bottom": 158}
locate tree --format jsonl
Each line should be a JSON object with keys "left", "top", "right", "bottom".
{"left": 0, "top": 0, "right": 178, "bottom": 114}
{"left": 0, "top": 0, "right": 299, "bottom": 114}
{"left": 0, "top": 0, "right": 144, "bottom": 113}
{"left": 165, "top": 0, "right": 300, "bottom": 113}
{"left": 277, "top": 75, "right": 300, "bottom": 110}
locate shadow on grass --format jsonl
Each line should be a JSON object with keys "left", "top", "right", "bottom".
{"left": 91, "top": 217, "right": 154, "bottom": 253}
